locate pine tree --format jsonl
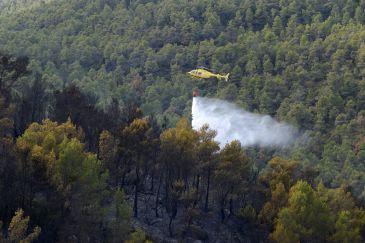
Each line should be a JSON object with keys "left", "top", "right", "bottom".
{"left": 0, "top": 209, "right": 41, "bottom": 243}
{"left": 215, "top": 140, "right": 251, "bottom": 221}
{"left": 271, "top": 181, "right": 333, "bottom": 242}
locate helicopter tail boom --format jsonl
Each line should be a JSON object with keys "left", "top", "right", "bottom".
{"left": 216, "top": 73, "right": 229, "bottom": 81}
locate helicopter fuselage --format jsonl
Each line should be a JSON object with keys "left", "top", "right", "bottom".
{"left": 188, "top": 69, "right": 229, "bottom": 81}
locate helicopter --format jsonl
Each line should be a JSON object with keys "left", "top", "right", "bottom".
{"left": 188, "top": 67, "right": 229, "bottom": 82}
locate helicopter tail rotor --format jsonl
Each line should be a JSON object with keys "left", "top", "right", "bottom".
{"left": 224, "top": 73, "right": 230, "bottom": 82}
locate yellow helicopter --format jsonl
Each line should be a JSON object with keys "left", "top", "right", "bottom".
{"left": 188, "top": 67, "right": 229, "bottom": 81}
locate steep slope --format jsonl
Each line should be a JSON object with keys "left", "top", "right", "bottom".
{"left": 0, "top": 0, "right": 365, "bottom": 198}
{"left": 0, "top": 0, "right": 54, "bottom": 11}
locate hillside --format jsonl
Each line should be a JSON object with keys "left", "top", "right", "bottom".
{"left": 0, "top": 0, "right": 54, "bottom": 11}
{"left": 0, "top": 0, "right": 365, "bottom": 242}
{"left": 1, "top": 0, "right": 365, "bottom": 192}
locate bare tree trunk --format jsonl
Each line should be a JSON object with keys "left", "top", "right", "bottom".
{"left": 155, "top": 176, "right": 162, "bottom": 217}
{"left": 220, "top": 199, "right": 225, "bottom": 223}
{"left": 229, "top": 186, "right": 234, "bottom": 216}
{"left": 150, "top": 155, "right": 157, "bottom": 191}
{"left": 194, "top": 174, "right": 200, "bottom": 207}
{"left": 121, "top": 158, "right": 126, "bottom": 187}
{"left": 220, "top": 191, "right": 229, "bottom": 223}
{"left": 133, "top": 166, "right": 140, "bottom": 218}
{"left": 121, "top": 168, "right": 126, "bottom": 187}
{"left": 204, "top": 168, "right": 211, "bottom": 212}
{"left": 229, "top": 197, "right": 234, "bottom": 216}
{"left": 169, "top": 215, "right": 174, "bottom": 237}
{"left": 150, "top": 171, "right": 154, "bottom": 192}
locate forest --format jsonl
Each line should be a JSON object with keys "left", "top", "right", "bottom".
{"left": 1, "top": 0, "right": 365, "bottom": 242}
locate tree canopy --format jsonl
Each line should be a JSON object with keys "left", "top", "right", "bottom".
{"left": 1, "top": 0, "right": 365, "bottom": 242}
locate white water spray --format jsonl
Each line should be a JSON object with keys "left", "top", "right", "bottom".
{"left": 192, "top": 97, "right": 298, "bottom": 148}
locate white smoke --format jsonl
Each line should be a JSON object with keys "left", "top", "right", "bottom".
{"left": 192, "top": 97, "right": 298, "bottom": 148}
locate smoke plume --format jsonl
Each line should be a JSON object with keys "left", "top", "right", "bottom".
{"left": 192, "top": 97, "right": 298, "bottom": 148}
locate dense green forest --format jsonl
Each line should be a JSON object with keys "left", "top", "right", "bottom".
{"left": 1, "top": 0, "right": 365, "bottom": 242}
